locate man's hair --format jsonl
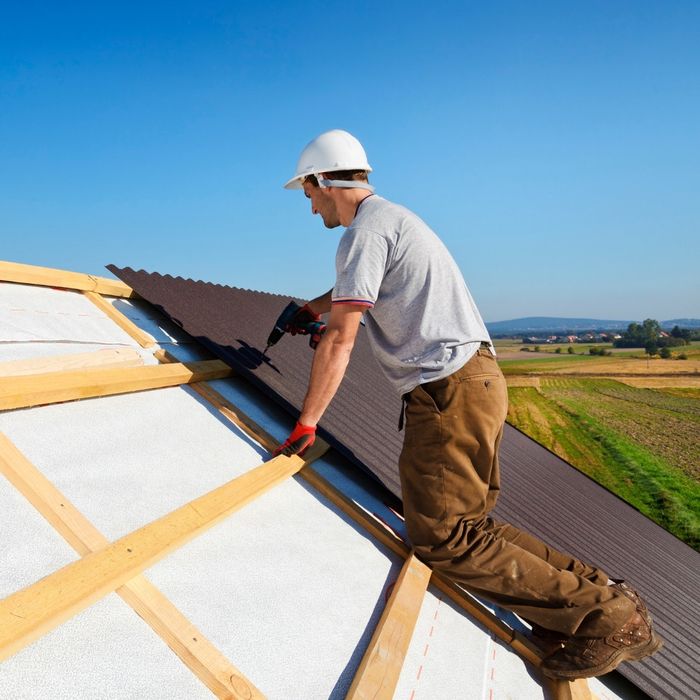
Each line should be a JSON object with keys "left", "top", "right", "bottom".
{"left": 304, "top": 170, "right": 369, "bottom": 187}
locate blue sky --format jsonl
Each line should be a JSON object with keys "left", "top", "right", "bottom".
{"left": 1, "top": 1, "right": 698, "bottom": 322}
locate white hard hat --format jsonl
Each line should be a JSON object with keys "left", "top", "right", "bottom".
{"left": 284, "top": 129, "right": 373, "bottom": 190}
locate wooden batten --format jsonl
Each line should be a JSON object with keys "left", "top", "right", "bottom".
{"left": 0, "top": 348, "right": 143, "bottom": 377}
{"left": 0, "top": 260, "right": 135, "bottom": 298}
{"left": 0, "top": 434, "right": 263, "bottom": 700}
{"left": 542, "top": 677, "right": 598, "bottom": 700}
{"left": 0, "top": 442, "right": 328, "bottom": 663}
{"left": 83, "top": 291, "right": 156, "bottom": 348}
{"left": 0, "top": 360, "right": 232, "bottom": 411}
{"left": 346, "top": 553, "right": 432, "bottom": 700}
{"left": 571, "top": 678, "right": 598, "bottom": 700}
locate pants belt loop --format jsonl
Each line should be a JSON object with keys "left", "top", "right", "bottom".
{"left": 478, "top": 341, "right": 492, "bottom": 356}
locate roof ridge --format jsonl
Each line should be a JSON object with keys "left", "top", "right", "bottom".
{"left": 106, "top": 265, "right": 296, "bottom": 300}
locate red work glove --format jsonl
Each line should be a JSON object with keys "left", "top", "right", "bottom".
{"left": 285, "top": 304, "right": 320, "bottom": 335}
{"left": 273, "top": 421, "right": 316, "bottom": 457}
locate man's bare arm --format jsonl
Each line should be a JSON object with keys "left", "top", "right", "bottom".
{"left": 306, "top": 289, "right": 333, "bottom": 316}
{"left": 299, "top": 303, "right": 365, "bottom": 426}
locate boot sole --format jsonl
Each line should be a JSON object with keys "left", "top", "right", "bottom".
{"left": 541, "top": 632, "right": 664, "bottom": 680}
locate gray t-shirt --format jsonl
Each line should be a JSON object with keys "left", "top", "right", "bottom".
{"left": 332, "top": 195, "right": 493, "bottom": 396}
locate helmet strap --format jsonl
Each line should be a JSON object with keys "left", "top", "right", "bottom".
{"left": 317, "top": 177, "right": 375, "bottom": 192}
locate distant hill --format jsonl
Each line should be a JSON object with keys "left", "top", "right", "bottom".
{"left": 486, "top": 316, "right": 700, "bottom": 335}
{"left": 662, "top": 318, "right": 700, "bottom": 329}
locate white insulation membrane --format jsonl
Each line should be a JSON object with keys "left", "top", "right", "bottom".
{"left": 0, "top": 281, "right": 626, "bottom": 699}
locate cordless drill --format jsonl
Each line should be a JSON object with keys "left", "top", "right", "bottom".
{"left": 264, "top": 301, "right": 327, "bottom": 354}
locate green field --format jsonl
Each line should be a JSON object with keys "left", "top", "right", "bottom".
{"left": 506, "top": 377, "right": 700, "bottom": 550}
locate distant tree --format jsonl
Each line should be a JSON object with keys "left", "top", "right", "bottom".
{"left": 642, "top": 318, "right": 661, "bottom": 342}
{"left": 671, "top": 325, "right": 692, "bottom": 341}
{"left": 534, "top": 345, "right": 540, "bottom": 352}
{"left": 555, "top": 347, "right": 562, "bottom": 354}
{"left": 660, "top": 346, "right": 672, "bottom": 359}
{"left": 628, "top": 322, "right": 641, "bottom": 337}
{"left": 645, "top": 340, "right": 658, "bottom": 357}
{"left": 670, "top": 325, "right": 692, "bottom": 343}
{"left": 614, "top": 318, "right": 663, "bottom": 348}
{"left": 567, "top": 346, "right": 575, "bottom": 354}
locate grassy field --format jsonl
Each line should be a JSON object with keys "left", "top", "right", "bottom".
{"left": 498, "top": 343, "right": 700, "bottom": 550}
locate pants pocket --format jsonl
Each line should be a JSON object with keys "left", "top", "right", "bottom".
{"left": 399, "top": 387, "right": 448, "bottom": 544}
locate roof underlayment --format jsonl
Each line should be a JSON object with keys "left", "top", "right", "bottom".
{"left": 0, "top": 261, "right": 696, "bottom": 699}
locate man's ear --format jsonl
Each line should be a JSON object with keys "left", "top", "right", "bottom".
{"left": 319, "top": 174, "right": 337, "bottom": 195}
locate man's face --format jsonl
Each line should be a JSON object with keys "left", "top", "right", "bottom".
{"left": 303, "top": 179, "right": 341, "bottom": 229}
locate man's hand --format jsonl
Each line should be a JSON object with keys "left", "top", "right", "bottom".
{"left": 273, "top": 421, "right": 317, "bottom": 457}
{"left": 285, "top": 304, "right": 320, "bottom": 335}
{"left": 286, "top": 304, "right": 327, "bottom": 349}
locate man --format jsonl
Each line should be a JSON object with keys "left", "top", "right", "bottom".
{"left": 274, "top": 129, "right": 662, "bottom": 679}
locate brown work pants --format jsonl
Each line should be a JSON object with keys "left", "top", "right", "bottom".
{"left": 399, "top": 346, "right": 635, "bottom": 637}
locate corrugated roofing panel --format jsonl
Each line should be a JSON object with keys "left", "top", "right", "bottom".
{"left": 108, "top": 266, "right": 700, "bottom": 700}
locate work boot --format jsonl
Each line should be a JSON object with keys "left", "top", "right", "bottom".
{"left": 611, "top": 580, "right": 653, "bottom": 627}
{"left": 540, "top": 610, "right": 663, "bottom": 680}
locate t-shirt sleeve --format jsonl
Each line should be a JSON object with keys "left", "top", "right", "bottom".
{"left": 332, "top": 228, "right": 388, "bottom": 308}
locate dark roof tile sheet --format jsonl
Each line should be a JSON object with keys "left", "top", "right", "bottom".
{"left": 108, "top": 266, "right": 699, "bottom": 700}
